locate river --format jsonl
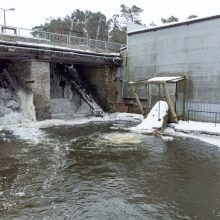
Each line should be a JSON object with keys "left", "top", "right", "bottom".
{"left": 0, "top": 119, "right": 220, "bottom": 219}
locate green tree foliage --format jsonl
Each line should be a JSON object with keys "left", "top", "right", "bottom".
{"left": 33, "top": 10, "right": 108, "bottom": 40}
{"left": 120, "top": 4, "right": 144, "bottom": 24}
{"left": 32, "top": 4, "right": 144, "bottom": 44}
{"left": 161, "top": 16, "right": 179, "bottom": 24}
{"left": 107, "top": 14, "right": 126, "bottom": 44}
{"left": 107, "top": 4, "right": 143, "bottom": 43}
{"left": 149, "top": 21, "right": 156, "bottom": 27}
{"left": 187, "top": 15, "right": 198, "bottom": 20}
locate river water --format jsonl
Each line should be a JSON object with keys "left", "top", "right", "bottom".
{"left": 0, "top": 119, "right": 220, "bottom": 219}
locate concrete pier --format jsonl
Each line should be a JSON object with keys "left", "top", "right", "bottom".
{"left": 6, "top": 60, "right": 51, "bottom": 120}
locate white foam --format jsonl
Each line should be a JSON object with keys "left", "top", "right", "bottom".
{"left": 161, "top": 136, "right": 174, "bottom": 141}
{"left": 101, "top": 132, "right": 145, "bottom": 144}
{"left": 14, "top": 192, "right": 26, "bottom": 197}
{"left": 2, "top": 109, "right": 220, "bottom": 148}
{"left": 0, "top": 113, "right": 143, "bottom": 144}
{"left": 0, "top": 112, "right": 25, "bottom": 125}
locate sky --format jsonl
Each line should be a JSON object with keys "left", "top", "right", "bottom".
{"left": 1, "top": 0, "right": 220, "bottom": 29}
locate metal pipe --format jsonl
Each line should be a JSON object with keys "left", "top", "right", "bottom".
{"left": 0, "top": 7, "right": 15, "bottom": 27}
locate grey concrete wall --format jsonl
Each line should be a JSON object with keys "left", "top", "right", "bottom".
{"left": 30, "top": 60, "right": 51, "bottom": 120}
{"left": 126, "top": 18, "right": 220, "bottom": 121}
{"left": 7, "top": 60, "right": 51, "bottom": 120}
{"left": 78, "top": 65, "right": 117, "bottom": 112}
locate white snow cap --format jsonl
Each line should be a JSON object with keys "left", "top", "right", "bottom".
{"left": 130, "top": 101, "right": 168, "bottom": 133}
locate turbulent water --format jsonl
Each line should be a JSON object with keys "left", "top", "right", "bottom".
{"left": 0, "top": 119, "right": 220, "bottom": 219}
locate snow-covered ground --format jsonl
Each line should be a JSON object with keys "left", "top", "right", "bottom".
{"left": 169, "top": 120, "right": 220, "bottom": 135}
{"left": 164, "top": 120, "right": 220, "bottom": 147}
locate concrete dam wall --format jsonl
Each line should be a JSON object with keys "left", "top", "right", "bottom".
{"left": 0, "top": 59, "right": 118, "bottom": 125}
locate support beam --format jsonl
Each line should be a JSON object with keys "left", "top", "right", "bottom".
{"left": 163, "top": 83, "right": 178, "bottom": 123}
{"left": 130, "top": 85, "right": 145, "bottom": 115}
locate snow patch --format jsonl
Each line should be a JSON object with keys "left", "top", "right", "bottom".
{"left": 165, "top": 127, "right": 220, "bottom": 148}
{"left": 169, "top": 120, "right": 220, "bottom": 135}
{"left": 129, "top": 101, "right": 168, "bottom": 133}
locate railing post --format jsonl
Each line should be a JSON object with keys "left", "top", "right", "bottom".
{"left": 0, "top": 25, "right": 124, "bottom": 52}
{"left": 215, "top": 112, "right": 217, "bottom": 127}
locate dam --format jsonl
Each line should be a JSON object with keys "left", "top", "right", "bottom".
{"left": 0, "top": 34, "right": 121, "bottom": 123}
{"left": 1, "top": 22, "right": 220, "bottom": 220}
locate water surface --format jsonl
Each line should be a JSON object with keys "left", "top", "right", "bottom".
{"left": 0, "top": 121, "right": 220, "bottom": 219}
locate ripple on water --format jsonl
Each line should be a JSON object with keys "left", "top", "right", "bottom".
{"left": 1, "top": 122, "right": 220, "bottom": 219}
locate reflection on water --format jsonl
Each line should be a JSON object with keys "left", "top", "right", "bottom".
{"left": 0, "top": 121, "right": 220, "bottom": 219}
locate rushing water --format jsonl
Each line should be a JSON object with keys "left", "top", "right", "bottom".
{"left": 0, "top": 120, "right": 220, "bottom": 219}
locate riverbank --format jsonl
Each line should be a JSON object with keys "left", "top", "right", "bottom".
{"left": 164, "top": 120, "right": 220, "bottom": 148}
{"left": 1, "top": 113, "right": 220, "bottom": 148}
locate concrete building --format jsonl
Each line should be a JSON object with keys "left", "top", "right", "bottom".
{"left": 124, "top": 15, "right": 220, "bottom": 122}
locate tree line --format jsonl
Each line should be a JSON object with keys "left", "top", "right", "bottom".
{"left": 32, "top": 4, "right": 198, "bottom": 44}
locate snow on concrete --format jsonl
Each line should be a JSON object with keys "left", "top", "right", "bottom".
{"left": 169, "top": 120, "right": 220, "bottom": 135}
{"left": 3, "top": 40, "right": 121, "bottom": 57}
{"left": 147, "top": 76, "right": 184, "bottom": 83}
{"left": 129, "top": 101, "right": 168, "bottom": 133}
{"left": 164, "top": 120, "right": 220, "bottom": 147}
{"left": 164, "top": 127, "right": 220, "bottom": 148}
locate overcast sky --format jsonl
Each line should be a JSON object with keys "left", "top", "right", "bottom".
{"left": 1, "top": 0, "right": 220, "bottom": 29}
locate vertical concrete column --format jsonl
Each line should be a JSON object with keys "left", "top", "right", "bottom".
{"left": 6, "top": 59, "right": 51, "bottom": 121}
{"left": 30, "top": 60, "right": 51, "bottom": 120}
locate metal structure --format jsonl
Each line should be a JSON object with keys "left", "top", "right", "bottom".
{"left": 0, "top": 7, "right": 15, "bottom": 27}
{"left": 0, "top": 25, "right": 125, "bottom": 52}
{"left": 128, "top": 76, "right": 186, "bottom": 123}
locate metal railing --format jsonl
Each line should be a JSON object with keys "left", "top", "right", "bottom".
{"left": 188, "top": 109, "right": 220, "bottom": 126}
{"left": 0, "top": 25, "right": 126, "bottom": 52}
